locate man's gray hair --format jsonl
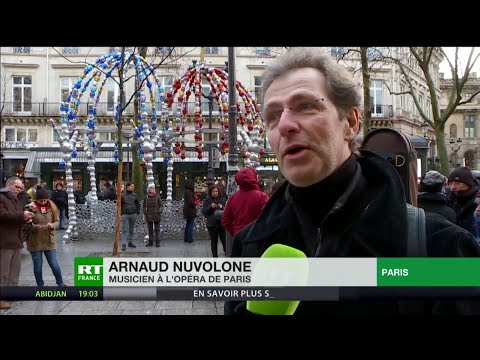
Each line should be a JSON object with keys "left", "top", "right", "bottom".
{"left": 6, "top": 176, "right": 22, "bottom": 186}
{"left": 262, "top": 47, "right": 363, "bottom": 153}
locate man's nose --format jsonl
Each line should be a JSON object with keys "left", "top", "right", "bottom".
{"left": 278, "top": 108, "right": 300, "bottom": 136}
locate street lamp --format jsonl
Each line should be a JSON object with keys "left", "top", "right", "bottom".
{"left": 450, "top": 137, "right": 462, "bottom": 167}
{"left": 123, "top": 133, "right": 134, "bottom": 181}
{"left": 202, "top": 90, "right": 216, "bottom": 187}
{"left": 226, "top": 50, "right": 239, "bottom": 199}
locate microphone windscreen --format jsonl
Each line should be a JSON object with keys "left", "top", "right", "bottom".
{"left": 247, "top": 244, "right": 307, "bottom": 315}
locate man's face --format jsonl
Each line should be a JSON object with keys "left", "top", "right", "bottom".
{"left": 450, "top": 181, "right": 470, "bottom": 194}
{"left": 7, "top": 180, "right": 24, "bottom": 197}
{"left": 127, "top": 184, "right": 135, "bottom": 192}
{"left": 264, "top": 68, "right": 359, "bottom": 187}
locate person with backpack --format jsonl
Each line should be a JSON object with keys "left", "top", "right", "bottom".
{"left": 225, "top": 48, "right": 480, "bottom": 315}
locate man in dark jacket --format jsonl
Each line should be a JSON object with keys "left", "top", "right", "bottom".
{"left": 226, "top": 48, "right": 480, "bottom": 315}
{"left": 418, "top": 171, "right": 456, "bottom": 223}
{"left": 183, "top": 180, "right": 197, "bottom": 243}
{"left": 121, "top": 182, "right": 140, "bottom": 251}
{"left": 0, "top": 177, "right": 35, "bottom": 309}
{"left": 448, "top": 166, "right": 480, "bottom": 238}
{"left": 50, "top": 183, "right": 68, "bottom": 229}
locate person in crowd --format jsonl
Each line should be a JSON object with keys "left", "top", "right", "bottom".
{"left": 103, "top": 182, "right": 117, "bottom": 201}
{"left": 271, "top": 179, "right": 285, "bottom": 197}
{"left": 24, "top": 188, "right": 66, "bottom": 287}
{"left": 26, "top": 184, "right": 36, "bottom": 201}
{"left": 262, "top": 180, "right": 276, "bottom": 197}
{"left": 121, "top": 182, "right": 140, "bottom": 251}
{"left": 0, "top": 167, "right": 5, "bottom": 188}
{"left": 0, "top": 177, "right": 35, "bottom": 309}
{"left": 143, "top": 184, "right": 163, "bottom": 247}
{"left": 50, "top": 183, "right": 68, "bottom": 230}
{"left": 448, "top": 166, "right": 480, "bottom": 238}
{"left": 202, "top": 185, "right": 227, "bottom": 257}
{"left": 226, "top": 47, "right": 480, "bottom": 315}
{"left": 17, "top": 188, "right": 31, "bottom": 208}
{"left": 183, "top": 180, "right": 198, "bottom": 243}
{"left": 417, "top": 171, "right": 456, "bottom": 223}
{"left": 221, "top": 167, "right": 269, "bottom": 238}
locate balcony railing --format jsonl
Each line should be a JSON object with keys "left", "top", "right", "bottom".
{"left": 0, "top": 101, "right": 230, "bottom": 117}
{"left": 370, "top": 105, "right": 393, "bottom": 118}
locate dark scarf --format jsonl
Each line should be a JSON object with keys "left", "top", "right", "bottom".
{"left": 289, "top": 153, "right": 357, "bottom": 227}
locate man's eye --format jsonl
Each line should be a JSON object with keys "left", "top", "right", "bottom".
{"left": 265, "top": 111, "right": 282, "bottom": 125}
{"left": 299, "top": 102, "right": 316, "bottom": 110}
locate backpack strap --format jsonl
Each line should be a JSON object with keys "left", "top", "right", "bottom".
{"left": 399, "top": 204, "right": 429, "bottom": 314}
{"left": 406, "top": 203, "right": 427, "bottom": 257}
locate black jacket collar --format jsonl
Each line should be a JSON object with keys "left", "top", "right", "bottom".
{"left": 237, "top": 151, "right": 409, "bottom": 257}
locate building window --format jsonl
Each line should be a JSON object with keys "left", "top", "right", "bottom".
{"left": 99, "top": 132, "right": 117, "bottom": 141}
{"left": 399, "top": 84, "right": 405, "bottom": 108}
{"left": 14, "top": 47, "right": 30, "bottom": 54}
{"left": 63, "top": 47, "right": 79, "bottom": 55}
{"left": 60, "top": 77, "right": 79, "bottom": 104}
{"left": 5, "top": 128, "right": 38, "bottom": 143}
{"left": 331, "top": 47, "right": 347, "bottom": 57}
{"left": 255, "top": 47, "right": 271, "bottom": 56}
{"left": 204, "top": 47, "right": 218, "bottom": 55}
{"left": 370, "top": 80, "right": 384, "bottom": 116}
{"left": 12, "top": 75, "right": 32, "bottom": 113}
{"left": 156, "top": 75, "right": 174, "bottom": 110}
{"left": 450, "top": 124, "right": 457, "bottom": 139}
{"left": 53, "top": 129, "right": 61, "bottom": 142}
{"left": 107, "top": 78, "right": 119, "bottom": 114}
{"left": 254, "top": 76, "right": 263, "bottom": 106}
{"left": 419, "top": 94, "right": 424, "bottom": 113}
{"left": 464, "top": 115, "right": 475, "bottom": 138}
{"left": 155, "top": 47, "right": 173, "bottom": 55}
{"left": 201, "top": 79, "right": 219, "bottom": 114}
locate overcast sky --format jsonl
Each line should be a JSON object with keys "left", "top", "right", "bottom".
{"left": 439, "top": 47, "right": 480, "bottom": 78}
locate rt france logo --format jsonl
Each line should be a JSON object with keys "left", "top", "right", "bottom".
{"left": 74, "top": 258, "right": 104, "bottom": 286}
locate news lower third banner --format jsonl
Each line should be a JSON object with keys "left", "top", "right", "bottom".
{"left": 74, "top": 257, "right": 480, "bottom": 287}
{"left": 2, "top": 258, "right": 480, "bottom": 301}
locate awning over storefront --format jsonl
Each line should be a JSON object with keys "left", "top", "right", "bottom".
{"left": 29, "top": 149, "right": 218, "bottom": 163}
{"left": 24, "top": 147, "right": 225, "bottom": 177}
{"left": 24, "top": 151, "right": 40, "bottom": 178}
{"left": 1, "top": 151, "right": 31, "bottom": 159}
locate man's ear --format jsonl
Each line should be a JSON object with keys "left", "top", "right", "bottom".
{"left": 344, "top": 108, "right": 360, "bottom": 141}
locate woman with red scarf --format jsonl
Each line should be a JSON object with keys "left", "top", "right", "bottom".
{"left": 25, "top": 188, "right": 66, "bottom": 287}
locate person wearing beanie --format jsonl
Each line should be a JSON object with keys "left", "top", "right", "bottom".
{"left": 417, "top": 171, "right": 456, "bottom": 223}
{"left": 448, "top": 167, "right": 480, "bottom": 237}
{"left": 25, "top": 186, "right": 67, "bottom": 287}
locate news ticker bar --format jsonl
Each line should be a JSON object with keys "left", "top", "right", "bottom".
{"left": 2, "top": 287, "right": 480, "bottom": 301}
